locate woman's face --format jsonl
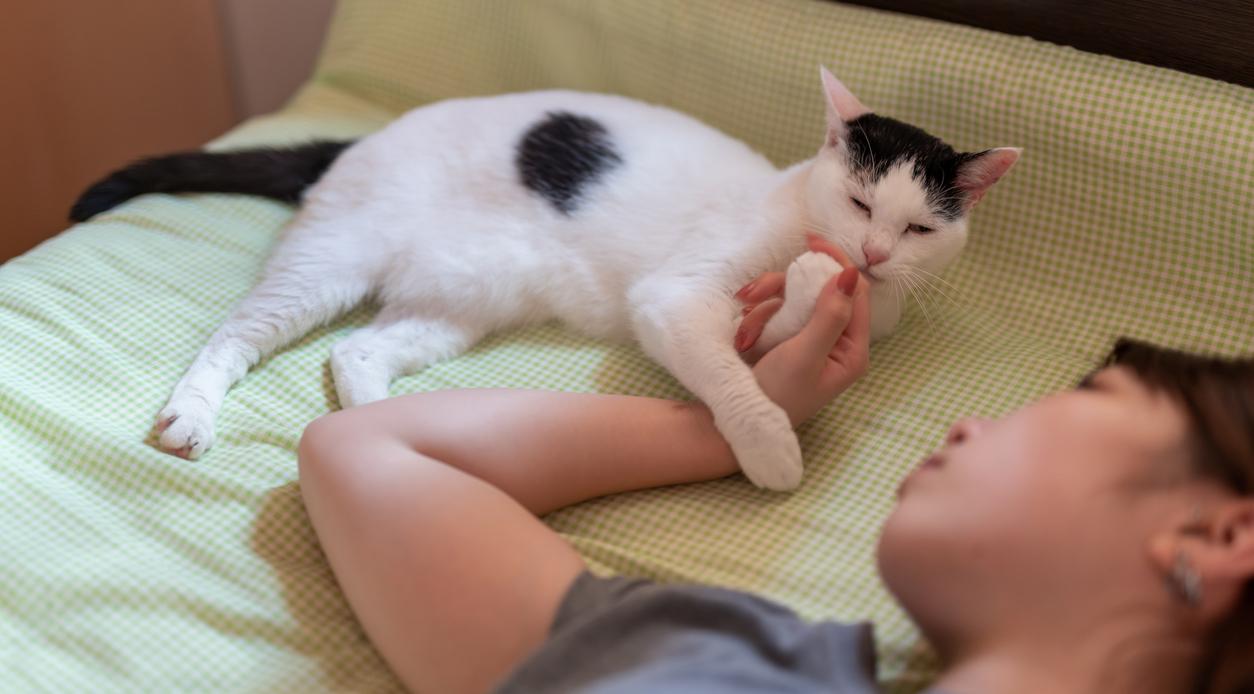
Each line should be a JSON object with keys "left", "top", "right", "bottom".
{"left": 876, "top": 365, "right": 1198, "bottom": 652}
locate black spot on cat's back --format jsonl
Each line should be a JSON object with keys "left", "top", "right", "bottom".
{"left": 516, "top": 111, "right": 623, "bottom": 214}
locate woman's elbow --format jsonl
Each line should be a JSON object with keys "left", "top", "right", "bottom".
{"left": 298, "top": 411, "right": 355, "bottom": 489}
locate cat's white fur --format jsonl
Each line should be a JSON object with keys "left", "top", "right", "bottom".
{"left": 155, "top": 68, "right": 1017, "bottom": 490}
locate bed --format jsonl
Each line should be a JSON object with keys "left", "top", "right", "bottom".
{"left": 2, "top": 1, "right": 1250, "bottom": 691}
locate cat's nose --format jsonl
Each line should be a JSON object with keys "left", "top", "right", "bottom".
{"left": 862, "top": 244, "right": 889, "bottom": 267}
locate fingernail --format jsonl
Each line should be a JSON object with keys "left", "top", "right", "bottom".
{"left": 742, "top": 305, "right": 754, "bottom": 316}
{"left": 737, "top": 281, "right": 757, "bottom": 299}
{"left": 734, "top": 331, "right": 748, "bottom": 351}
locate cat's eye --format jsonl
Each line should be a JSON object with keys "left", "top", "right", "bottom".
{"left": 849, "top": 197, "right": 870, "bottom": 215}
{"left": 907, "top": 223, "right": 934, "bottom": 234}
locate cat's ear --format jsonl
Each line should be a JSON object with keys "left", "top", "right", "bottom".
{"left": 956, "top": 147, "right": 1021, "bottom": 210}
{"left": 820, "top": 66, "right": 870, "bottom": 147}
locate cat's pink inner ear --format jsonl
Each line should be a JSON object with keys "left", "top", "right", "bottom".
{"left": 957, "top": 147, "right": 1021, "bottom": 209}
{"left": 820, "top": 66, "right": 869, "bottom": 145}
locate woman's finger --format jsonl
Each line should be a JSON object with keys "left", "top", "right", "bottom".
{"left": 792, "top": 266, "right": 858, "bottom": 357}
{"left": 734, "top": 298, "right": 784, "bottom": 352}
{"left": 804, "top": 233, "right": 855, "bottom": 269}
{"left": 735, "top": 272, "right": 786, "bottom": 303}
{"left": 826, "top": 272, "right": 872, "bottom": 374}
{"left": 838, "top": 271, "right": 872, "bottom": 352}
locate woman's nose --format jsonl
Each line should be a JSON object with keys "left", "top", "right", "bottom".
{"left": 946, "top": 417, "right": 989, "bottom": 445}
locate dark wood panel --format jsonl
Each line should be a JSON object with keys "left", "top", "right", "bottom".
{"left": 0, "top": 1, "right": 237, "bottom": 262}
{"left": 838, "top": 0, "right": 1254, "bottom": 87}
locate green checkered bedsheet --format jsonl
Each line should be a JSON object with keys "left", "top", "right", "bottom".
{"left": 2, "top": 1, "right": 1250, "bottom": 691}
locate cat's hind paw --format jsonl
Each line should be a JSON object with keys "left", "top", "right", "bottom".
{"left": 154, "top": 398, "right": 215, "bottom": 459}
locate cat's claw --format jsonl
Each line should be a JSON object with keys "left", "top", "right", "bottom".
{"left": 154, "top": 399, "right": 215, "bottom": 459}
{"left": 155, "top": 413, "right": 177, "bottom": 433}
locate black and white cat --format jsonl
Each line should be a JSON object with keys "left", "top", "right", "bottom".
{"left": 75, "top": 68, "right": 1018, "bottom": 490}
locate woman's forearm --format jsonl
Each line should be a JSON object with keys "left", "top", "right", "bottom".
{"left": 310, "top": 389, "right": 740, "bottom": 515}
{"left": 296, "top": 264, "right": 869, "bottom": 693}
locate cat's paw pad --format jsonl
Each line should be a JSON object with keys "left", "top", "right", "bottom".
{"left": 154, "top": 398, "right": 215, "bottom": 459}
{"left": 725, "top": 408, "right": 804, "bottom": 491}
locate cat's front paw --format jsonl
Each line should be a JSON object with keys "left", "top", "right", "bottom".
{"left": 721, "top": 405, "right": 804, "bottom": 491}
{"left": 752, "top": 251, "right": 843, "bottom": 356}
{"left": 154, "top": 397, "right": 215, "bottom": 459}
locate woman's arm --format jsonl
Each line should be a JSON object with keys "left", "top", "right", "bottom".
{"left": 305, "top": 390, "right": 739, "bottom": 516}
{"left": 298, "top": 265, "right": 868, "bottom": 693}
{"left": 298, "top": 392, "right": 737, "bottom": 694}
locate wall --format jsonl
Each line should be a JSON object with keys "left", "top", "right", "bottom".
{"left": 0, "top": 1, "right": 236, "bottom": 261}
{"left": 218, "top": 0, "right": 337, "bottom": 118}
{"left": 1, "top": 0, "right": 336, "bottom": 262}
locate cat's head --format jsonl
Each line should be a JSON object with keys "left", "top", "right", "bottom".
{"left": 804, "top": 67, "right": 1019, "bottom": 288}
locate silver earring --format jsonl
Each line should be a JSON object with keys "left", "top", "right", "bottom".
{"left": 1170, "top": 550, "right": 1203, "bottom": 607}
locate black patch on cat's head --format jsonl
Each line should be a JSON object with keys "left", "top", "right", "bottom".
{"left": 843, "top": 114, "right": 979, "bottom": 221}
{"left": 516, "top": 112, "right": 623, "bottom": 215}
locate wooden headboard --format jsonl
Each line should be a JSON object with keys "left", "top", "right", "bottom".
{"left": 838, "top": 0, "right": 1254, "bottom": 88}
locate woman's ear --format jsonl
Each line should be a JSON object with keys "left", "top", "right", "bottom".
{"left": 1150, "top": 499, "right": 1254, "bottom": 618}
{"left": 1192, "top": 501, "right": 1254, "bottom": 581}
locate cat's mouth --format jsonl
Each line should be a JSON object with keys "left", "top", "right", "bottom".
{"left": 858, "top": 266, "right": 883, "bottom": 282}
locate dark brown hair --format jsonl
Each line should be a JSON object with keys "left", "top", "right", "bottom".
{"left": 1106, "top": 338, "right": 1254, "bottom": 694}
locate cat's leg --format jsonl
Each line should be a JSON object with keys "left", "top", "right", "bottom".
{"left": 156, "top": 249, "right": 372, "bottom": 459}
{"left": 329, "top": 308, "right": 487, "bottom": 408}
{"left": 630, "top": 280, "right": 804, "bottom": 491}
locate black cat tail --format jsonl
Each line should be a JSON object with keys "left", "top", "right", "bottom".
{"left": 69, "top": 140, "right": 356, "bottom": 222}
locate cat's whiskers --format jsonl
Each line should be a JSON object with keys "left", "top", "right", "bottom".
{"left": 929, "top": 193, "right": 966, "bottom": 206}
{"left": 800, "top": 221, "right": 835, "bottom": 238}
{"left": 910, "top": 265, "right": 960, "bottom": 293}
{"left": 909, "top": 267, "right": 963, "bottom": 308}
{"left": 917, "top": 271, "right": 963, "bottom": 313}
{"left": 918, "top": 274, "right": 951, "bottom": 320}
{"left": 899, "top": 271, "right": 937, "bottom": 330}
{"left": 906, "top": 269, "right": 951, "bottom": 320}
{"left": 889, "top": 273, "right": 907, "bottom": 328}
{"left": 857, "top": 124, "right": 880, "bottom": 178}
{"left": 890, "top": 266, "right": 959, "bottom": 331}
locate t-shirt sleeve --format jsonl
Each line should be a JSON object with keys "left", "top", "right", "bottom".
{"left": 493, "top": 571, "right": 881, "bottom": 694}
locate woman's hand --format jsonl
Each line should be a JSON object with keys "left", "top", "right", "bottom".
{"left": 736, "top": 234, "right": 872, "bottom": 426}
{"left": 735, "top": 234, "right": 851, "bottom": 353}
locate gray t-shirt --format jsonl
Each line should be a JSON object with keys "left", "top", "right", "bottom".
{"left": 495, "top": 571, "right": 937, "bottom": 693}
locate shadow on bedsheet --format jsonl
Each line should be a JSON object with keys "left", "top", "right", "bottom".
{"left": 251, "top": 482, "right": 403, "bottom": 692}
